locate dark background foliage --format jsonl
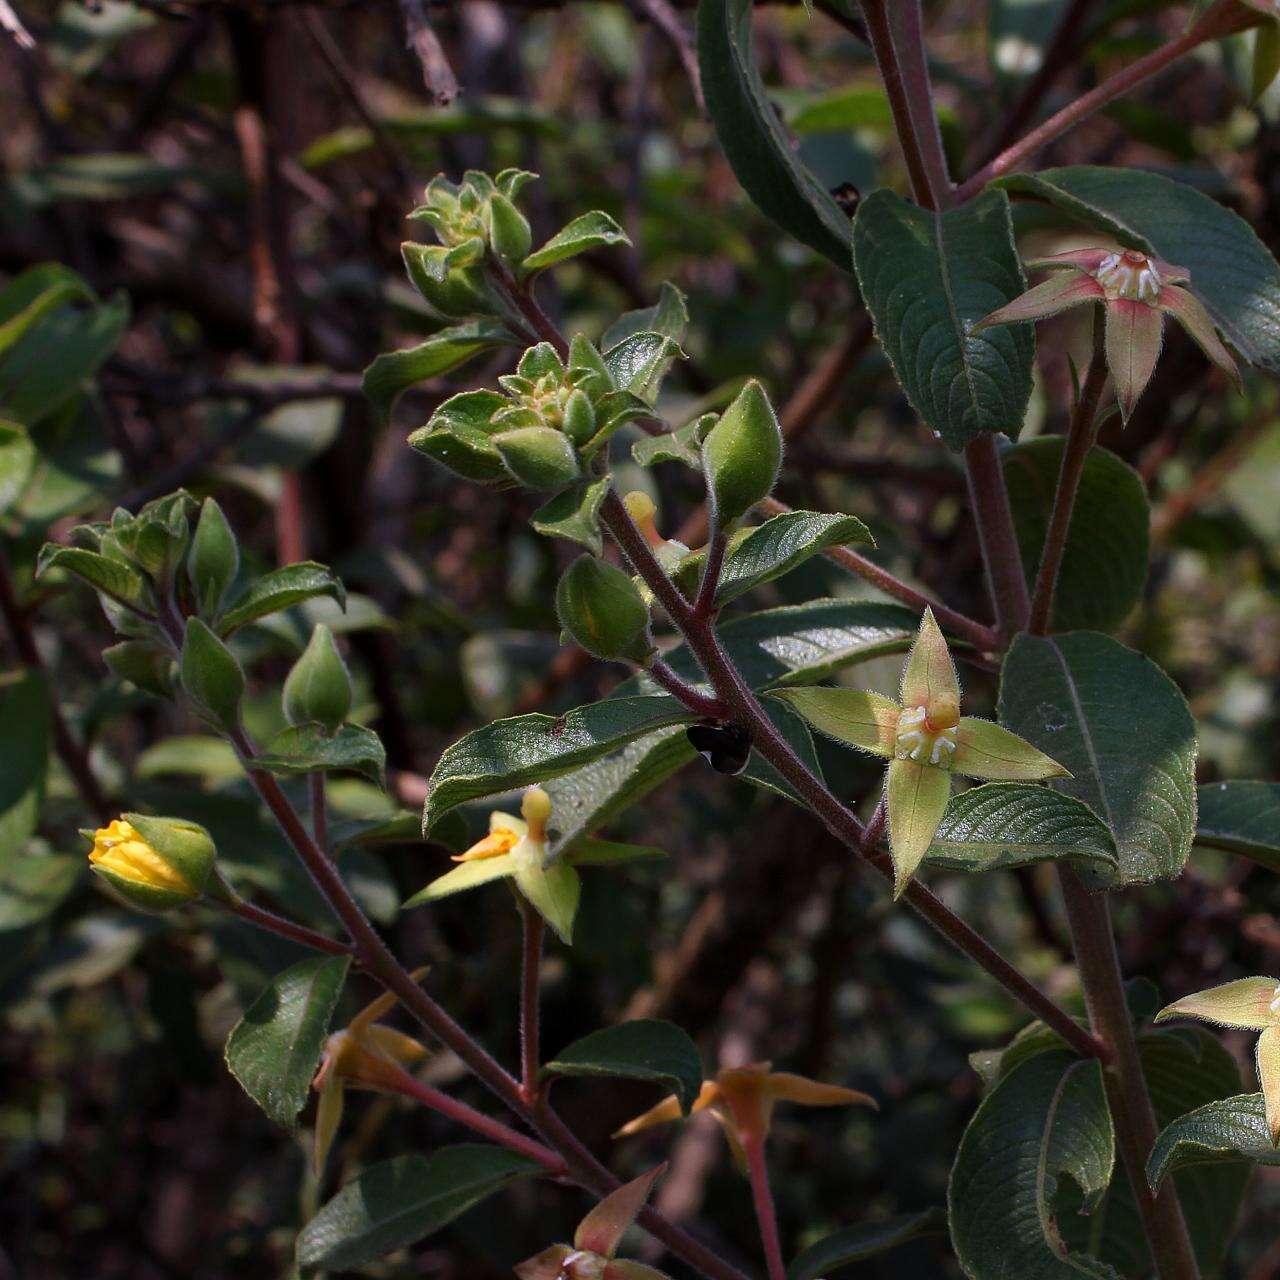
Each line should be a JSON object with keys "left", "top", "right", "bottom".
{"left": 1, "top": 1, "right": 1279, "bottom": 1277}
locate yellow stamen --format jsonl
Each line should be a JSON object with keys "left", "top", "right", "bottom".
{"left": 521, "top": 787, "right": 553, "bottom": 843}
{"left": 451, "top": 828, "right": 520, "bottom": 862}
{"left": 623, "top": 490, "right": 664, "bottom": 547}
{"left": 88, "top": 819, "right": 191, "bottom": 892}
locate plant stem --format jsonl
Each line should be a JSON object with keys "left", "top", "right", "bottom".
{"left": 600, "top": 489, "right": 1104, "bottom": 1062}
{"left": 646, "top": 658, "right": 730, "bottom": 720}
{"left": 309, "top": 770, "right": 328, "bottom": 850}
{"left": 958, "top": 1, "right": 1255, "bottom": 200}
{"left": 744, "top": 1139, "right": 787, "bottom": 1280}
{"left": 963, "top": 433, "right": 1031, "bottom": 640}
{"left": 384, "top": 1061, "right": 567, "bottom": 1175}
{"left": 694, "top": 528, "right": 727, "bottom": 619}
{"left": 1058, "top": 869, "right": 1201, "bottom": 1280}
{"left": 758, "top": 497, "right": 999, "bottom": 650}
{"left": 224, "top": 897, "right": 356, "bottom": 959}
{"left": 225, "top": 727, "right": 750, "bottom": 1280}
{"left": 519, "top": 897, "right": 544, "bottom": 1102}
{"left": 1029, "top": 318, "right": 1108, "bottom": 635}
{"left": 0, "top": 546, "right": 113, "bottom": 824}
{"left": 891, "top": 0, "right": 953, "bottom": 206}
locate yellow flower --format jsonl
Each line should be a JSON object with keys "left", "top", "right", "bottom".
{"left": 515, "top": 1165, "right": 673, "bottom": 1280}
{"left": 777, "top": 608, "right": 1069, "bottom": 896}
{"left": 312, "top": 970, "right": 430, "bottom": 1173}
{"left": 86, "top": 813, "right": 216, "bottom": 911}
{"left": 1156, "top": 978, "right": 1280, "bottom": 1146}
{"left": 614, "top": 1062, "right": 876, "bottom": 1170}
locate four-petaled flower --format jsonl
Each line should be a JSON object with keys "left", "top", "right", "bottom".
{"left": 311, "top": 972, "right": 430, "bottom": 1172}
{"left": 515, "top": 1166, "right": 672, "bottom": 1280}
{"left": 974, "top": 247, "right": 1241, "bottom": 421}
{"left": 777, "top": 609, "right": 1069, "bottom": 896}
{"left": 614, "top": 1062, "right": 876, "bottom": 1170}
{"left": 1155, "top": 977, "right": 1280, "bottom": 1146}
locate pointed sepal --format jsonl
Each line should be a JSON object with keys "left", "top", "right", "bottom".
{"left": 973, "top": 271, "right": 1103, "bottom": 331}
{"left": 1158, "top": 285, "right": 1243, "bottom": 393}
{"left": 575, "top": 1165, "right": 666, "bottom": 1257}
{"left": 1256, "top": 1025, "right": 1280, "bottom": 1147}
{"left": 900, "top": 608, "right": 960, "bottom": 710}
{"left": 1105, "top": 298, "right": 1163, "bottom": 423}
{"left": 1155, "top": 977, "right": 1280, "bottom": 1031}
{"left": 952, "top": 718, "right": 1070, "bottom": 782}
{"left": 772, "top": 688, "right": 899, "bottom": 758}
{"left": 886, "top": 758, "right": 951, "bottom": 897}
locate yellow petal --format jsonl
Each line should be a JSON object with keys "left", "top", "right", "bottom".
{"left": 952, "top": 718, "right": 1070, "bottom": 782}
{"left": 514, "top": 857, "right": 580, "bottom": 945}
{"left": 764, "top": 1072, "right": 879, "bottom": 1111}
{"left": 360, "top": 1024, "right": 429, "bottom": 1068}
{"left": 614, "top": 1081, "right": 720, "bottom": 1138}
{"left": 452, "top": 828, "right": 520, "bottom": 862}
{"left": 1257, "top": 1026, "right": 1280, "bottom": 1147}
{"left": 886, "top": 758, "right": 951, "bottom": 898}
{"left": 900, "top": 608, "right": 960, "bottom": 711}
{"left": 313, "top": 1080, "right": 345, "bottom": 1174}
{"left": 1154, "top": 977, "right": 1280, "bottom": 1032}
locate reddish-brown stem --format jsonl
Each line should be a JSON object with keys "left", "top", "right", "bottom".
{"left": 963, "top": 433, "right": 1031, "bottom": 639}
{"left": 309, "top": 771, "right": 328, "bottom": 851}
{"left": 383, "top": 1061, "right": 568, "bottom": 1174}
{"left": 519, "top": 898, "right": 544, "bottom": 1102}
{"left": 647, "top": 658, "right": 730, "bottom": 720}
{"left": 225, "top": 897, "right": 355, "bottom": 959}
{"left": 891, "top": 0, "right": 953, "bottom": 207}
{"left": 958, "top": 1, "right": 1255, "bottom": 200}
{"left": 1029, "top": 318, "right": 1108, "bottom": 635}
{"left": 745, "top": 1139, "right": 786, "bottom": 1280}
{"left": 0, "top": 547, "right": 113, "bottom": 825}
{"left": 601, "top": 489, "right": 1105, "bottom": 1062}
{"left": 694, "top": 528, "right": 727, "bottom": 620}
{"left": 758, "top": 497, "right": 999, "bottom": 651}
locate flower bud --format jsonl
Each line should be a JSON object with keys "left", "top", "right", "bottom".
{"left": 283, "top": 624, "right": 352, "bottom": 734}
{"left": 701, "top": 379, "right": 782, "bottom": 526}
{"left": 493, "top": 426, "right": 581, "bottom": 491}
{"left": 487, "top": 192, "right": 533, "bottom": 264}
{"left": 555, "top": 555, "right": 653, "bottom": 662}
{"left": 561, "top": 388, "right": 598, "bottom": 445}
{"left": 188, "top": 498, "right": 240, "bottom": 619}
{"left": 87, "top": 814, "right": 216, "bottom": 911}
{"left": 401, "top": 242, "right": 489, "bottom": 319}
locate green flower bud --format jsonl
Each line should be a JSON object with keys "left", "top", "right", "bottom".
{"left": 180, "top": 617, "right": 245, "bottom": 731}
{"left": 103, "top": 640, "right": 176, "bottom": 699}
{"left": 555, "top": 555, "right": 653, "bottom": 662}
{"left": 283, "top": 624, "right": 353, "bottom": 734}
{"left": 701, "top": 379, "right": 783, "bottom": 526}
{"left": 493, "top": 426, "right": 580, "bottom": 491}
{"left": 88, "top": 813, "right": 217, "bottom": 912}
{"left": 188, "top": 498, "right": 240, "bottom": 619}
{"left": 401, "top": 242, "right": 488, "bottom": 319}
{"left": 487, "top": 192, "right": 533, "bottom": 264}
{"left": 561, "top": 387, "right": 598, "bottom": 445}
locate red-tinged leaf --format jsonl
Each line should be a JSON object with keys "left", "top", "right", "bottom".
{"left": 1105, "top": 298, "right": 1163, "bottom": 422}
{"left": 575, "top": 1166, "right": 666, "bottom": 1257}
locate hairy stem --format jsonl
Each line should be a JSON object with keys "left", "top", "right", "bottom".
{"left": 963, "top": 433, "right": 1031, "bottom": 641}
{"left": 225, "top": 897, "right": 355, "bottom": 959}
{"left": 958, "top": 1, "right": 1255, "bottom": 200}
{"left": 745, "top": 1140, "right": 787, "bottom": 1280}
{"left": 1059, "top": 870, "right": 1201, "bottom": 1280}
{"left": 310, "top": 770, "right": 328, "bottom": 850}
{"left": 519, "top": 898, "right": 544, "bottom": 1101}
{"left": 647, "top": 658, "right": 730, "bottom": 719}
{"left": 1029, "top": 318, "right": 1108, "bottom": 635}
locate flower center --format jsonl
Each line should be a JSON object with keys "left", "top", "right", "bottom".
{"left": 895, "top": 702, "right": 958, "bottom": 768}
{"left": 560, "top": 1251, "right": 607, "bottom": 1280}
{"left": 1095, "top": 250, "right": 1162, "bottom": 303}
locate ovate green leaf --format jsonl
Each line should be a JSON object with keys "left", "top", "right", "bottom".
{"left": 219, "top": 562, "right": 346, "bottom": 635}
{"left": 256, "top": 723, "right": 386, "bottom": 786}
{"left": 1195, "top": 781, "right": 1280, "bottom": 871}
{"left": 1148, "top": 1094, "right": 1280, "bottom": 1190}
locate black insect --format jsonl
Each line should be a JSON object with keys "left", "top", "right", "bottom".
{"left": 686, "top": 719, "right": 751, "bottom": 776}
{"left": 831, "top": 183, "right": 861, "bottom": 217}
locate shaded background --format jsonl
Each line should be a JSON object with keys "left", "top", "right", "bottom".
{"left": 1, "top": 0, "right": 1279, "bottom": 1276}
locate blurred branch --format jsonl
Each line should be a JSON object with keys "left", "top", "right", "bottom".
{"left": 625, "top": 0, "right": 704, "bottom": 111}
{"left": 0, "top": 0, "right": 34, "bottom": 50}
{"left": 400, "top": 0, "right": 460, "bottom": 105}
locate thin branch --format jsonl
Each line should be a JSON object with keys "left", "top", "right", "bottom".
{"left": 518, "top": 898, "right": 544, "bottom": 1102}
{"left": 625, "top": 0, "right": 704, "bottom": 111}
{"left": 1029, "top": 317, "right": 1108, "bottom": 635}
{"left": 399, "top": 0, "right": 460, "bottom": 106}
{"left": 0, "top": 0, "right": 34, "bottom": 50}
{"left": 958, "top": 1, "right": 1255, "bottom": 200}
{"left": 224, "top": 897, "right": 355, "bottom": 959}
{"left": 647, "top": 658, "right": 731, "bottom": 719}
{"left": 745, "top": 1140, "right": 786, "bottom": 1280}
{"left": 963, "top": 433, "right": 1031, "bottom": 640}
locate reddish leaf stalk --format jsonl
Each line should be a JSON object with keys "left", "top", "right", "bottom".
{"left": 519, "top": 897, "right": 545, "bottom": 1101}
{"left": 744, "top": 1139, "right": 787, "bottom": 1280}
{"left": 225, "top": 898, "right": 355, "bottom": 960}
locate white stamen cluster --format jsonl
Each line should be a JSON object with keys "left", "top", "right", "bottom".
{"left": 1270, "top": 984, "right": 1280, "bottom": 1017}
{"left": 894, "top": 705, "right": 958, "bottom": 767}
{"left": 560, "top": 1251, "right": 606, "bottom": 1280}
{"left": 1096, "top": 252, "right": 1162, "bottom": 303}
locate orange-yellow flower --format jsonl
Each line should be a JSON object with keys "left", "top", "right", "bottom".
{"left": 86, "top": 814, "right": 217, "bottom": 911}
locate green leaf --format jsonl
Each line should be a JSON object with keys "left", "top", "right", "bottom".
{"left": 0, "top": 264, "right": 93, "bottom": 360}
{"left": 219, "top": 563, "right": 346, "bottom": 635}
{"left": 36, "top": 545, "right": 152, "bottom": 613}
{"left": 0, "top": 420, "right": 34, "bottom": 516}
{"left": 697, "top": 0, "right": 853, "bottom": 267}
{"left": 1003, "top": 439, "right": 1149, "bottom": 632}
{"left": 602, "top": 282, "right": 689, "bottom": 349}
{"left": 924, "top": 783, "right": 1118, "bottom": 875}
{"left": 948, "top": 1051, "right": 1118, "bottom": 1280}
{"left": 180, "top": 617, "right": 245, "bottom": 731}
{"left": 224, "top": 954, "right": 350, "bottom": 1128}
{"left": 297, "top": 1146, "right": 542, "bottom": 1269}
{"left": 0, "top": 670, "right": 50, "bottom": 860}
{"left": 565, "top": 836, "right": 668, "bottom": 866}
{"left": 1148, "top": 1094, "right": 1280, "bottom": 1190}
{"left": 1060, "top": 1029, "right": 1247, "bottom": 1279}
{"left": 362, "top": 320, "right": 517, "bottom": 421}
{"left": 522, "top": 210, "right": 631, "bottom": 273}
{"left": 994, "top": 167, "right": 1280, "bottom": 372}
{"left": 632, "top": 415, "right": 709, "bottom": 470}
{"left": 1195, "top": 781, "right": 1280, "bottom": 870}
{"left": 852, "top": 188, "right": 1034, "bottom": 450}
{"left": 530, "top": 477, "right": 610, "bottom": 554}
{"left": 675, "top": 511, "right": 874, "bottom": 606}
{"left": 999, "top": 633, "right": 1197, "bottom": 886}
{"left": 602, "top": 331, "right": 683, "bottom": 404}
{"left": 422, "top": 696, "right": 694, "bottom": 832}
{"left": 543, "top": 1019, "right": 703, "bottom": 1114}
{"left": 256, "top": 723, "right": 386, "bottom": 786}
{"left": 0, "top": 853, "right": 81, "bottom": 929}
{"left": 788, "top": 1208, "right": 948, "bottom": 1280}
